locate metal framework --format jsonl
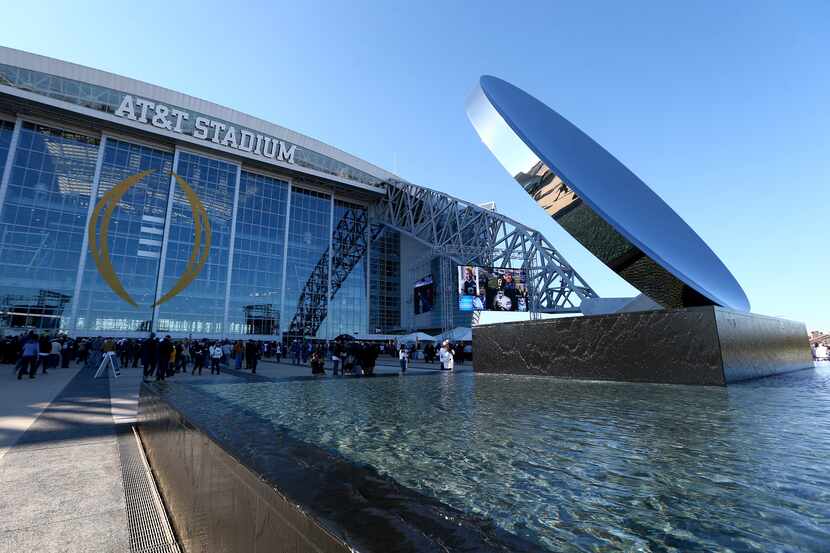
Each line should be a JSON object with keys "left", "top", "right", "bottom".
{"left": 373, "top": 179, "right": 597, "bottom": 313}
{"left": 285, "top": 178, "right": 598, "bottom": 339}
{"left": 285, "top": 205, "right": 369, "bottom": 338}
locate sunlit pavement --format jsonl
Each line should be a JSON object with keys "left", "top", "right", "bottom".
{"left": 0, "top": 356, "right": 471, "bottom": 552}
{"left": 0, "top": 363, "right": 81, "bottom": 460}
{"left": 0, "top": 362, "right": 130, "bottom": 552}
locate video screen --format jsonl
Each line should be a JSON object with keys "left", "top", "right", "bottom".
{"left": 458, "top": 266, "right": 528, "bottom": 312}
{"left": 413, "top": 275, "right": 434, "bottom": 315}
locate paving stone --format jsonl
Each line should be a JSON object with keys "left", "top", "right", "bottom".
{"left": 0, "top": 507, "right": 129, "bottom": 553}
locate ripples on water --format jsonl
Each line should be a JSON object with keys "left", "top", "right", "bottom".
{"left": 198, "top": 363, "right": 830, "bottom": 552}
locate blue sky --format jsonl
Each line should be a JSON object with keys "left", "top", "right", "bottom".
{"left": 3, "top": 1, "right": 828, "bottom": 329}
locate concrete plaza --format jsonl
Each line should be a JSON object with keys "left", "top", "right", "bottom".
{"left": 0, "top": 355, "right": 469, "bottom": 552}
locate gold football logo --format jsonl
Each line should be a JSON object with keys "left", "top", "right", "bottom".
{"left": 88, "top": 169, "right": 211, "bottom": 307}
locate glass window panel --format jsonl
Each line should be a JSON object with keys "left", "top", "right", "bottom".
{"left": 0, "top": 122, "right": 99, "bottom": 332}
{"left": 282, "top": 187, "right": 331, "bottom": 339}
{"left": 155, "top": 151, "right": 237, "bottom": 337}
{"left": 227, "top": 171, "right": 289, "bottom": 337}
{"left": 325, "top": 200, "right": 368, "bottom": 338}
{"left": 369, "top": 225, "right": 401, "bottom": 333}
{"left": 74, "top": 138, "right": 173, "bottom": 334}
{"left": 0, "top": 119, "right": 14, "bottom": 176}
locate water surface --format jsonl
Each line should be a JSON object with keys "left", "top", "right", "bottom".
{"left": 196, "top": 364, "right": 830, "bottom": 552}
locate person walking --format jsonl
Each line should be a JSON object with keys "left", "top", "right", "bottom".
{"left": 191, "top": 341, "right": 205, "bottom": 375}
{"left": 36, "top": 333, "right": 51, "bottom": 374}
{"left": 17, "top": 333, "right": 39, "bottom": 379}
{"left": 439, "top": 340, "right": 454, "bottom": 371}
{"left": 130, "top": 339, "right": 140, "bottom": 368}
{"left": 331, "top": 341, "right": 342, "bottom": 376}
{"left": 209, "top": 342, "right": 223, "bottom": 375}
{"left": 155, "top": 336, "right": 173, "bottom": 381}
{"left": 173, "top": 342, "right": 182, "bottom": 373}
{"left": 234, "top": 340, "right": 244, "bottom": 370}
{"left": 119, "top": 339, "right": 129, "bottom": 368}
{"left": 141, "top": 334, "right": 158, "bottom": 381}
{"left": 291, "top": 340, "right": 301, "bottom": 365}
{"left": 246, "top": 340, "right": 260, "bottom": 374}
{"left": 363, "top": 343, "right": 379, "bottom": 376}
{"left": 50, "top": 336, "right": 61, "bottom": 370}
{"left": 399, "top": 344, "right": 409, "bottom": 374}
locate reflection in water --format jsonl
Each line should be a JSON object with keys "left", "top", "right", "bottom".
{"left": 198, "top": 366, "right": 830, "bottom": 552}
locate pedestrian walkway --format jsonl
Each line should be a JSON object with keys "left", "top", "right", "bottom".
{"left": 0, "top": 356, "right": 471, "bottom": 552}
{"left": 0, "top": 362, "right": 229, "bottom": 553}
{"left": 0, "top": 364, "right": 80, "bottom": 460}
{"left": 0, "top": 363, "right": 130, "bottom": 552}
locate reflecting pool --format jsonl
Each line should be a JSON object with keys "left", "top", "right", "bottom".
{"left": 195, "top": 364, "right": 830, "bottom": 552}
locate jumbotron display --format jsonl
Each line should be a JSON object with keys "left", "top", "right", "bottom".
{"left": 457, "top": 266, "right": 529, "bottom": 312}
{"left": 413, "top": 275, "right": 434, "bottom": 315}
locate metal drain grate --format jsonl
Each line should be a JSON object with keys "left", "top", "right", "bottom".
{"left": 117, "top": 426, "right": 181, "bottom": 553}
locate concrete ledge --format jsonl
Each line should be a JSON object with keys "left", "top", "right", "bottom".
{"left": 137, "top": 382, "right": 539, "bottom": 553}
{"left": 138, "top": 387, "right": 349, "bottom": 553}
{"left": 473, "top": 306, "right": 813, "bottom": 385}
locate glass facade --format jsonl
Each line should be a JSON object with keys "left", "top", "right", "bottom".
{"left": 0, "top": 119, "right": 380, "bottom": 339}
{"left": 369, "top": 226, "right": 401, "bottom": 332}
{"left": 155, "top": 151, "right": 238, "bottom": 336}
{"left": 282, "top": 187, "right": 331, "bottom": 338}
{"left": 75, "top": 138, "right": 173, "bottom": 333}
{"left": 0, "top": 119, "right": 14, "bottom": 167}
{"left": 326, "top": 200, "right": 368, "bottom": 337}
{"left": 227, "top": 171, "right": 289, "bottom": 337}
{"left": 0, "top": 122, "right": 99, "bottom": 330}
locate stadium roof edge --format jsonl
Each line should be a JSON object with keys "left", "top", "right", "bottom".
{"left": 0, "top": 45, "right": 400, "bottom": 184}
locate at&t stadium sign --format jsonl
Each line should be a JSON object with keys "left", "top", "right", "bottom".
{"left": 114, "top": 94, "right": 297, "bottom": 164}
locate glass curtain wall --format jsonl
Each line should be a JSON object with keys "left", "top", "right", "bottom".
{"left": 227, "top": 171, "right": 289, "bottom": 337}
{"left": 74, "top": 138, "right": 173, "bottom": 333}
{"left": 0, "top": 122, "right": 99, "bottom": 331}
{"left": 0, "top": 119, "right": 14, "bottom": 167}
{"left": 282, "top": 187, "right": 331, "bottom": 339}
{"left": 369, "top": 226, "right": 401, "bottom": 333}
{"left": 325, "top": 200, "right": 368, "bottom": 338}
{"left": 155, "top": 151, "right": 238, "bottom": 336}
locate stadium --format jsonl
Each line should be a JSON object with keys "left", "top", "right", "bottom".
{"left": 0, "top": 46, "right": 597, "bottom": 340}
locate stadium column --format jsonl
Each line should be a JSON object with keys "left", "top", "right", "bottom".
{"left": 0, "top": 117, "right": 22, "bottom": 226}
{"left": 68, "top": 134, "right": 108, "bottom": 332}
{"left": 365, "top": 215, "right": 371, "bottom": 332}
{"left": 223, "top": 164, "right": 242, "bottom": 337}
{"left": 279, "top": 182, "right": 292, "bottom": 338}
{"left": 152, "top": 147, "right": 181, "bottom": 332}
{"left": 327, "top": 193, "right": 334, "bottom": 340}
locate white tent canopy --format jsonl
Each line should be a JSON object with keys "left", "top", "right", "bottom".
{"left": 351, "top": 333, "right": 399, "bottom": 342}
{"left": 436, "top": 327, "right": 472, "bottom": 342}
{"left": 395, "top": 332, "right": 435, "bottom": 343}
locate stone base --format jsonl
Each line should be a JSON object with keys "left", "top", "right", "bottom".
{"left": 473, "top": 306, "right": 813, "bottom": 385}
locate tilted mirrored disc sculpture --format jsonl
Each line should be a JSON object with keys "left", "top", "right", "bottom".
{"left": 467, "top": 75, "right": 812, "bottom": 385}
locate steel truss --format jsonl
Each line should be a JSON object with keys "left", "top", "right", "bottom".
{"left": 285, "top": 205, "right": 369, "bottom": 339}
{"left": 285, "top": 178, "right": 598, "bottom": 339}
{"left": 373, "top": 179, "right": 598, "bottom": 313}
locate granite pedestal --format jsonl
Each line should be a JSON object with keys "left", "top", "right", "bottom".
{"left": 473, "top": 306, "right": 813, "bottom": 385}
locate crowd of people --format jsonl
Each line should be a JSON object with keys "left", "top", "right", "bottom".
{"left": 3, "top": 331, "right": 470, "bottom": 380}
{"left": 2, "top": 331, "right": 88, "bottom": 379}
